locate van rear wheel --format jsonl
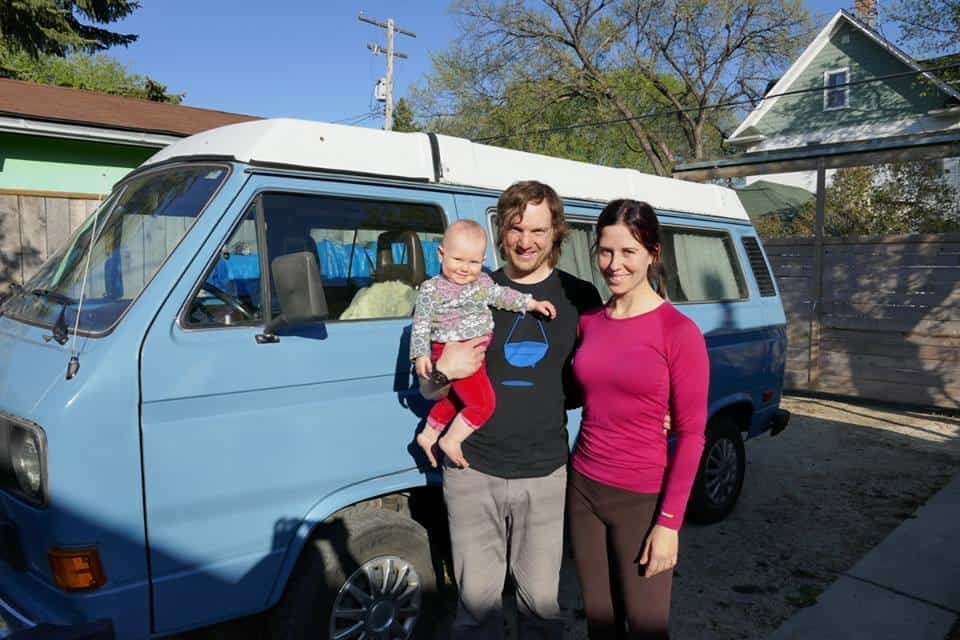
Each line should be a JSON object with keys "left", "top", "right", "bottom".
{"left": 271, "top": 508, "right": 437, "bottom": 639}
{"left": 688, "top": 416, "right": 745, "bottom": 524}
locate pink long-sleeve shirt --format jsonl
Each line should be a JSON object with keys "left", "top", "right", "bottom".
{"left": 571, "top": 302, "right": 709, "bottom": 530}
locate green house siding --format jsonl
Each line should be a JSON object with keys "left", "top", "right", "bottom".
{"left": 758, "top": 22, "right": 948, "bottom": 138}
{"left": 0, "top": 132, "right": 156, "bottom": 195}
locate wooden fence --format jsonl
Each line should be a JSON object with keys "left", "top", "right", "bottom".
{"left": 0, "top": 191, "right": 102, "bottom": 297}
{"left": 766, "top": 233, "right": 960, "bottom": 409}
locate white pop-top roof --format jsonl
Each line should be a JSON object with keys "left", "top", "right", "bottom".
{"left": 145, "top": 118, "right": 749, "bottom": 221}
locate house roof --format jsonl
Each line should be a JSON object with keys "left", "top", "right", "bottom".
{"left": 728, "top": 9, "right": 960, "bottom": 142}
{"left": 0, "top": 78, "right": 259, "bottom": 139}
{"left": 144, "top": 118, "right": 751, "bottom": 220}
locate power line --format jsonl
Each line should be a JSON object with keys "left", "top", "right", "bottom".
{"left": 332, "top": 109, "right": 381, "bottom": 125}
{"left": 471, "top": 63, "right": 960, "bottom": 143}
{"left": 359, "top": 12, "right": 416, "bottom": 131}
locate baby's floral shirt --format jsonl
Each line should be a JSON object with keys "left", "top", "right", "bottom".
{"left": 409, "top": 273, "right": 531, "bottom": 360}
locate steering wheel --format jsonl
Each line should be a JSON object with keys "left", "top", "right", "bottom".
{"left": 200, "top": 283, "right": 257, "bottom": 321}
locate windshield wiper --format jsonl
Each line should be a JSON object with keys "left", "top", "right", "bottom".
{"left": 32, "top": 289, "right": 76, "bottom": 345}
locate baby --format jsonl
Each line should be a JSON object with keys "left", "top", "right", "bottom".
{"left": 411, "top": 220, "right": 556, "bottom": 467}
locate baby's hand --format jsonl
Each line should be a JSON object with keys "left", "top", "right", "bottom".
{"left": 528, "top": 299, "right": 557, "bottom": 319}
{"left": 415, "top": 356, "right": 434, "bottom": 380}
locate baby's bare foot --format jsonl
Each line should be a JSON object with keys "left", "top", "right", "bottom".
{"left": 416, "top": 429, "right": 441, "bottom": 467}
{"left": 439, "top": 437, "right": 469, "bottom": 468}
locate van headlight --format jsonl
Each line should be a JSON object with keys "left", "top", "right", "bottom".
{"left": 0, "top": 415, "right": 47, "bottom": 507}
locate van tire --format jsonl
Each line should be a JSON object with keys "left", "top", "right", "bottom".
{"left": 270, "top": 507, "right": 438, "bottom": 640}
{"left": 687, "top": 416, "right": 745, "bottom": 524}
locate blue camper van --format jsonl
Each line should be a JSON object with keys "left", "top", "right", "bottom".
{"left": 0, "top": 119, "right": 788, "bottom": 638}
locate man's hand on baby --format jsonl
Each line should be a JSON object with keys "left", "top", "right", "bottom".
{"left": 528, "top": 299, "right": 558, "bottom": 319}
{"left": 415, "top": 356, "right": 434, "bottom": 380}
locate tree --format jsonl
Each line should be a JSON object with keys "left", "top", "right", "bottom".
{"left": 413, "top": 0, "right": 810, "bottom": 175}
{"left": 392, "top": 98, "right": 420, "bottom": 132}
{"left": 0, "top": 0, "right": 139, "bottom": 58}
{"left": 412, "top": 66, "right": 694, "bottom": 171}
{"left": 885, "top": 0, "right": 960, "bottom": 55}
{"left": 0, "top": 48, "right": 183, "bottom": 103}
{"left": 755, "top": 162, "right": 960, "bottom": 238}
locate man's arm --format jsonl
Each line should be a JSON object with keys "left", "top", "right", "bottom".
{"left": 418, "top": 336, "right": 487, "bottom": 400}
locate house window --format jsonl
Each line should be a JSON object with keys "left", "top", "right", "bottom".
{"left": 824, "top": 68, "right": 849, "bottom": 110}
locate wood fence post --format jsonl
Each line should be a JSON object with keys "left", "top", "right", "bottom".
{"left": 809, "top": 159, "right": 827, "bottom": 387}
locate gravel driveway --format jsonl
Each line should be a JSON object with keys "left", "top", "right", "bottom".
{"left": 183, "top": 395, "right": 960, "bottom": 639}
{"left": 557, "top": 395, "right": 960, "bottom": 639}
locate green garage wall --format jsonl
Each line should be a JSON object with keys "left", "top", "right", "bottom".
{"left": 0, "top": 132, "right": 158, "bottom": 195}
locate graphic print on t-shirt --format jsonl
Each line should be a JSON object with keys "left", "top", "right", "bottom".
{"left": 501, "top": 313, "right": 550, "bottom": 387}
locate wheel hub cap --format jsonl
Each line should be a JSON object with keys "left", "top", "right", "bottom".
{"left": 705, "top": 438, "right": 739, "bottom": 505}
{"left": 330, "top": 555, "right": 421, "bottom": 640}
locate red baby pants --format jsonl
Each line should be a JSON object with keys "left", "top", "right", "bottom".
{"left": 426, "top": 336, "right": 496, "bottom": 431}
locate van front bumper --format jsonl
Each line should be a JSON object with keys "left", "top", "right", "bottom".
{"left": 0, "top": 589, "right": 34, "bottom": 637}
{"left": 0, "top": 589, "right": 113, "bottom": 639}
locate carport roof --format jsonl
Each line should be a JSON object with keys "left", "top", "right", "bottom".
{"left": 673, "top": 128, "right": 960, "bottom": 181}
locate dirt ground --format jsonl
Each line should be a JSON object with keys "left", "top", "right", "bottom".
{"left": 184, "top": 394, "right": 960, "bottom": 639}
{"left": 554, "top": 395, "right": 960, "bottom": 640}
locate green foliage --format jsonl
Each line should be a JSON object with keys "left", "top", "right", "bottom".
{"left": 754, "top": 162, "right": 960, "bottom": 238}
{"left": 392, "top": 98, "right": 420, "bottom": 132}
{"left": 410, "top": 0, "right": 811, "bottom": 175}
{"left": 0, "top": 0, "right": 139, "bottom": 58}
{"left": 886, "top": 0, "right": 960, "bottom": 55}
{"left": 0, "top": 47, "right": 183, "bottom": 103}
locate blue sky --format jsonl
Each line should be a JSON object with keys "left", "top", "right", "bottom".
{"left": 110, "top": 1, "right": 875, "bottom": 125}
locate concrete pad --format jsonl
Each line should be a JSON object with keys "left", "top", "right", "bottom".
{"left": 768, "top": 576, "right": 956, "bottom": 640}
{"left": 847, "top": 475, "right": 960, "bottom": 612}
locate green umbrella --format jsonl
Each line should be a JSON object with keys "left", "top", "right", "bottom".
{"left": 736, "top": 180, "right": 815, "bottom": 223}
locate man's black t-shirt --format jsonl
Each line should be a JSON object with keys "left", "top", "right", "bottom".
{"left": 462, "top": 268, "right": 602, "bottom": 478}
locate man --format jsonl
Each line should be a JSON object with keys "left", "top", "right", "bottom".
{"left": 419, "top": 180, "right": 602, "bottom": 639}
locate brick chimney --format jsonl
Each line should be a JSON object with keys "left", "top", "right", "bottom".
{"left": 854, "top": 0, "right": 877, "bottom": 28}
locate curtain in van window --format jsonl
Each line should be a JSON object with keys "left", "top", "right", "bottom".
{"left": 559, "top": 224, "right": 610, "bottom": 298}
{"left": 672, "top": 233, "right": 741, "bottom": 302}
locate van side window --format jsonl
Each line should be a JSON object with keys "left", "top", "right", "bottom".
{"left": 186, "top": 205, "right": 263, "bottom": 327}
{"left": 661, "top": 229, "right": 747, "bottom": 303}
{"left": 259, "top": 192, "right": 444, "bottom": 321}
{"left": 557, "top": 220, "right": 610, "bottom": 299}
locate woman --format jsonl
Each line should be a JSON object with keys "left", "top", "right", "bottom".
{"left": 568, "top": 199, "right": 709, "bottom": 638}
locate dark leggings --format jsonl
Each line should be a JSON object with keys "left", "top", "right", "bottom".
{"left": 567, "top": 468, "right": 672, "bottom": 639}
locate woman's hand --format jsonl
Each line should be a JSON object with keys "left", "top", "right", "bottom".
{"left": 639, "top": 525, "right": 678, "bottom": 578}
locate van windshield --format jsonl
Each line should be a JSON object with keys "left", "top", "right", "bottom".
{"left": 3, "top": 165, "right": 228, "bottom": 334}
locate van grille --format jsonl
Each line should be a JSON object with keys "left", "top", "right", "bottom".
{"left": 741, "top": 237, "right": 776, "bottom": 297}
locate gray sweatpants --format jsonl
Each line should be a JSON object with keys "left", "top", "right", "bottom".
{"left": 442, "top": 462, "right": 567, "bottom": 640}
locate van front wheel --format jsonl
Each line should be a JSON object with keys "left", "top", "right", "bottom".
{"left": 687, "top": 416, "right": 745, "bottom": 524}
{"left": 271, "top": 508, "right": 437, "bottom": 640}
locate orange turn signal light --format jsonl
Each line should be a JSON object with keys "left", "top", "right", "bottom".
{"left": 48, "top": 547, "right": 106, "bottom": 591}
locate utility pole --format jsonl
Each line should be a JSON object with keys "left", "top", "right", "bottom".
{"left": 359, "top": 13, "right": 416, "bottom": 131}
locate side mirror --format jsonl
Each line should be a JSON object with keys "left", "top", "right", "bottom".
{"left": 256, "top": 251, "right": 328, "bottom": 343}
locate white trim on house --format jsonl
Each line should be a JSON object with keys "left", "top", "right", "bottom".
{"left": 0, "top": 116, "right": 180, "bottom": 147}
{"left": 727, "top": 11, "right": 846, "bottom": 140}
{"left": 144, "top": 118, "right": 751, "bottom": 220}
{"left": 823, "top": 67, "right": 850, "bottom": 111}
{"left": 727, "top": 10, "right": 960, "bottom": 142}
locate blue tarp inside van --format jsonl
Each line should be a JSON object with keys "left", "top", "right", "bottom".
{"left": 207, "top": 240, "right": 441, "bottom": 296}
